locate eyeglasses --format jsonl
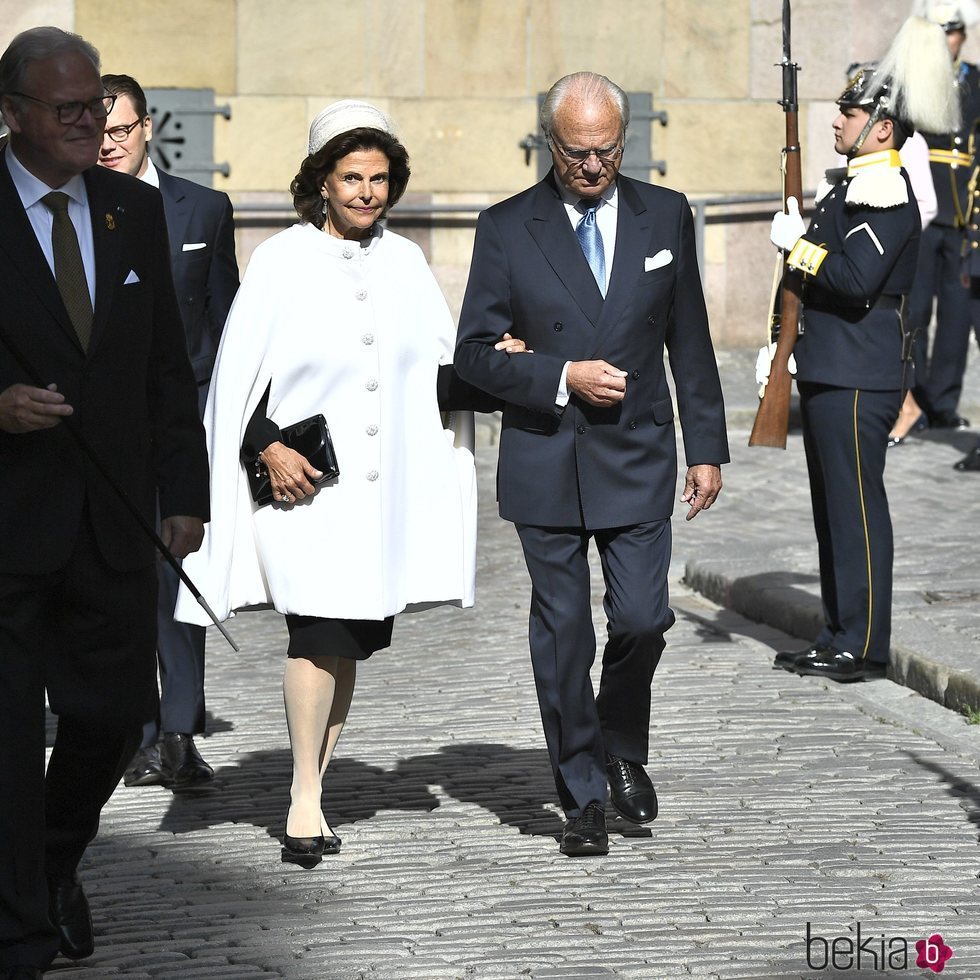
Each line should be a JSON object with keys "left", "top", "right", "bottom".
{"left": 550, "top": 138, "right": 624, "bottom": 163}
{"left": 10, "top": 92, "right": 116, "bottom": 125}
{"left": 104, "top": 118, "right": 144, "bottom": 142}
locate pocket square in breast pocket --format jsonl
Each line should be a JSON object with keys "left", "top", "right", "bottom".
{"left": 644, "top": 249, "right": 673, "bottom": 272}
{"left": 182, "top": 242, "right": 207, "bottom": 251}
{"left": 123, "top": 269, "right": 140, "bottom": 285}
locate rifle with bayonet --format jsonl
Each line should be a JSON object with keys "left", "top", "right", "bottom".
{"left": 749, "top": 0, "right": 803, "bottom": 449}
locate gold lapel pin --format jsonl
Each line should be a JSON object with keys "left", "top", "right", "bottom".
{"left": 105, "top": 213, "right": 116, "bottom": 231}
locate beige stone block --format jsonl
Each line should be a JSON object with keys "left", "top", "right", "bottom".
{"left": 804, "top": 101, "right": 842, "bottom": 191}
{"left": 718, "top": 219, "right": 781, "bottom": 346}
{"left": 76, "top": 0, "right": 235, "bottom": 91}
{"left": 237, "top": 0, "right": 424, "bottom": 98}
{"left": 703, "top": 223, "right": 727, "bottom": 267}
{"left": 391, "top": 98, "right": 535, "bottom": 195}
{"left": 0, "top": 0, "right": 73, "bottom": 54}
{"left": 423, "top": 0, "right": 528, "bottom": 98}
{"left": 527, "top": 0, "right": 664, "bottom": 97}
{"left": 657, "top": 101, "right": 784, "bottom": 195}
{"left": 663, "top": 0, "right": 751, "bottom": 100}
{"left": 216, "top": 97, "right": 309, "bottom": 193}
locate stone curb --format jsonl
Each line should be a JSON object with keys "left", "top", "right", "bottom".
{"left": 683, "top": 558, "right": 980, "bottom": 717}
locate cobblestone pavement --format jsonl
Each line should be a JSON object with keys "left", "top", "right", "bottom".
{"left": 54, "top": 392, "right": 980, "bottom": 979}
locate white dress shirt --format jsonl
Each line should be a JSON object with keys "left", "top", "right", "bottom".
{"left": 6, "top": 145, "right": 96, "bottom": 306}
{"left": 553, "top": 180, "right": 620, "bottom": 406}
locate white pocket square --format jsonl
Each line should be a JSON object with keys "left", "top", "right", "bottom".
{"left": 182, "top": 242, "right": 207, "bottom": 251}
{"left": 644, "top": 249, "right": 673, "bottom": 272}
{"left": 123, "top": 270, "right": 140, "bottom": 285}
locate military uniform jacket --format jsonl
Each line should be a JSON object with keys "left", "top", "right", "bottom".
{"left": 786, "top": 150, "right": 920, "bottom": 391}
{"left": 922, "top": 60, "right": 980, "bottom": 228}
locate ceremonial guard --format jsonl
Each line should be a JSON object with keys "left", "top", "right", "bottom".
{"left": 770, "top": 15, "right": 960, "bottom": 680}
{"left": 904, "top": 0, "right": 980, "bottom": 431}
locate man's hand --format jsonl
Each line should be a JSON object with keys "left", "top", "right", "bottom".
{"left": 494, "top": 332, "right": 532, "bottom": 354}
{"left": 770, "top": 196, "right": 805, "bottom": 252}
{"left": 681, "top": 464, "right": 722, "bottom": 521}
{"left": 260, "top": 441, "right": 322, "bottom": 503}
{"left": 0, "top": 383, "right": 73, "bottom": 433}
{"left": 566, "top": 360, "right": 628, "bottom": 406}
{"left": 160, "top": 516, "right": 205, "bottom": 558}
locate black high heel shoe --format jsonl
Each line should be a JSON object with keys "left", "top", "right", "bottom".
{"left": 281, "top": 813, "right": 326, "bottom": 868}
{"left": 319, "top": 815, "right": 342, "bottom": 855}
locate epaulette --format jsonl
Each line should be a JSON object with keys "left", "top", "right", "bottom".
{"left": 844, "top": 150, "right": 908, "bottom": 210}
{"left": 815, "top": 167, "right": 847, "bottom": 204}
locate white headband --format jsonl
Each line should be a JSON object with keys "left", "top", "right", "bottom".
{"left": 308, "top": 100, "right": 393, "bottom": 156}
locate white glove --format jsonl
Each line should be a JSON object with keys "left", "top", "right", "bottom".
{"left": 770, "top": 196, "right": 805, "bottom": 252}
{"left": 756, "top": 343, "right": 797, "bottom": 395}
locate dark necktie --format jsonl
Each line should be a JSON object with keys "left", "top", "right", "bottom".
{"left": 42, "top": 191, "right": 92, "bottom": 350}
{"left": 576, "top": 199, "right": 606, "bottom": 297}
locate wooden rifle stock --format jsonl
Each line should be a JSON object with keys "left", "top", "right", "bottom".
{"left": 749, "top": 0, "right": 802, "bottom": 449}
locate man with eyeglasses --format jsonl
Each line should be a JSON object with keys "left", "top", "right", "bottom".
{"left": 455, "top": 72, "right": 728, "bottom": 857}
{"left": 0, "top": 27, "right": 208, "bottom": 978}
{"left": 98, "top": 72, "right": 239, "bottom": 793}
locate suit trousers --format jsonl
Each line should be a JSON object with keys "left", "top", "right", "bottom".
{"left": 515, "top": 521, "right": 674, "bottom": 817}
{"left": 906, "top": 222, "right": 971, "bottom": 416}
{"left": 144, "top": 558, "right": 207, "bottom": 746}
{"left": 799, "top": 382, "right": 901, "bottom": 664}
{"left": 142, "top": 378, "right": 211, "bottom": 747}
{"left": 0, "top": 507, "right": 155, "bottom": 969}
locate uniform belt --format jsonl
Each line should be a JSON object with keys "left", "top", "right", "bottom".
{"left": 929, "top": 148, "right": 972, "bottom": 167}
{"left": 873, "top": 295, "right": 902, "bottom": 310}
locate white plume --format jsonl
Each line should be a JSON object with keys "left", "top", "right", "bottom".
{"left": 870, "top": 16, "right": 961, "bottom": 133}
{"left": 911, "top": 0, "right": 980, "bottom": 28}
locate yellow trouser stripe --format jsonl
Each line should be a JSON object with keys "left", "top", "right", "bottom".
{"left": 852, "top": 391, "right": 872, "bottom": 660}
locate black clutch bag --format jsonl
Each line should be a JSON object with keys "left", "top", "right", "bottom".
{"left": 243, "top": 414, "right": 339, "bottom": 506}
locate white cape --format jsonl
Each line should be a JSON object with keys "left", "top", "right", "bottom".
{"left": 176, "top": 223, "right": 477, "bottom": 625}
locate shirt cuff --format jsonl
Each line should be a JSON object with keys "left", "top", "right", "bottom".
{"left": 556, "top": 361, "right": 571, "bottom": 408}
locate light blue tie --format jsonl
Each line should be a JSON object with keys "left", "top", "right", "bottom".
{"left": 576, "top": 199, "right": 606, "bottom": 297}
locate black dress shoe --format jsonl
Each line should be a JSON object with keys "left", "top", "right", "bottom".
{"left": 928, "top": 411, "right": 970, "bottom": 430}
{"left": 953, "top": 447, "right": 980, "bottom": 472}
{"left": 123, "top": 744, "right": 167, "bottom": 787}
{"left": 560, "top": 802, "right": 608, "bottom": 856}
{"left": 1, "top": 967, "right": 44, "bottom": 979}
{"left": 794, "top": 648, "right": 885, "bottom": 682}
{"left": 773, "top": 644, "right": 830, "bottom": 671}
{"left": 159, "top": 733, "right": 214, "bottom": 788}
{"left": 605, "top": 754, "right": 658, "bottom": 824}
{"left": 47, "top": 873, "right": 93, "bottom": 960}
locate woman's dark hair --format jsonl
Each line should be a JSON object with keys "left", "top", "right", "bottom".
{"left": 291, "top": 128, "right": 410, "bottom": 229}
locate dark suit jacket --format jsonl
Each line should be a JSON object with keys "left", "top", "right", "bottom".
{"left": 0, "top": 149, "right": 209, "bottom": 574}
{"left": 157, "top": 169, "right": 239, "bottom": 390}
{"left": 455, "top": 172, "right": 729, "bottom": 530}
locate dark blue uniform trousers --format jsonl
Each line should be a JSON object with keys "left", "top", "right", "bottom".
{"left": 906, "top": 222, "right": 971, "bottom": 417}
{"left": 798, "top": 382, "right": 901, "bottom": 664}
{"left": 515, "top": 520, "right": 674, "bottom": 817}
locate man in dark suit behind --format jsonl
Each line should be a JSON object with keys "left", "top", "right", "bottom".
{"left": 455, "top": 72, "right": 728, "bottom": 857}
{"left": 0, "top": 28, "right": 208, "bottom": 977}
{"left": 98, "top": 73, "right": 239, "bottom": 790}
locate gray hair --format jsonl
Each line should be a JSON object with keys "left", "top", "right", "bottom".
{"left": 0, "top": 26, "right": 101, "bottom": 99}
{"left": 539, "top": 72, "right": 630, "bottom": 139}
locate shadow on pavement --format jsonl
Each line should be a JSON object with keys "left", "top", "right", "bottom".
{"left": 155, "top": 742, "right": 566, "bottom": 841}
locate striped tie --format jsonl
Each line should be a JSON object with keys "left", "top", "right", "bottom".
{"left": 42, "top": 191, "right": 92, "bottom": 351}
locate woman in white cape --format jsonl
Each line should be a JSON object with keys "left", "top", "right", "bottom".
{"left": 177, "top": 101, "right": 517, "bottom": 866}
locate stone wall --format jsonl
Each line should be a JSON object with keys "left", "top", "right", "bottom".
{"left": 3, "top": 0, "right": 975, "bottom": 345}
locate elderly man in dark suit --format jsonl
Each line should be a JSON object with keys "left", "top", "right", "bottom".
{"left": 455, "top": 72, "right": 728, "bottom": 857}
{"left": 98, "top": 72, "right": 239, "bottom": 790}
{"left": 0, "top": 28, "right": 208, "bottom": 978}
